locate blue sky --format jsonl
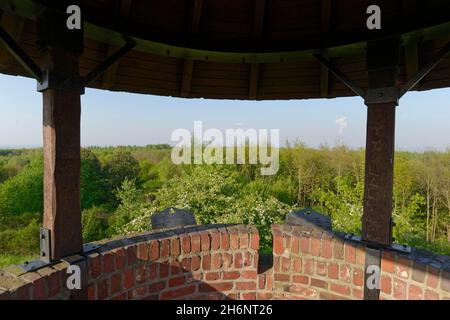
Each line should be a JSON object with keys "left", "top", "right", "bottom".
{"left": 0, "top": 74, "right": 449, "bottom": 151}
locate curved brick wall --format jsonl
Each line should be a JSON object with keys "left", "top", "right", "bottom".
{"left": 0, "top": 223, "right": 448, "bottom": 300}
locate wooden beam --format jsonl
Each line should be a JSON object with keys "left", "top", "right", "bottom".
{"left": 249, "top": 0, "right": 266, "bottom": 99}
{"left": 319, "top": 0, "right": 332, "bottom": 98}
{"left": 0, "top": 11, "right": 25, "bottom": 69}
{"left": 102, "top": 0, "right": 133, "bottom": 89}
{"left": 403, "top": 0, "right": 419, "bottom": 90}
{"left": 180, "top": 0, "right": 203, "bottom": 97}
{"left": 38, "top": 10, "right": 84, "bottom": 261}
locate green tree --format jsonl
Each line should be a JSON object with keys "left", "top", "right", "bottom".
{"left": 80, "top": 149, "right": 109, "bottom": 210}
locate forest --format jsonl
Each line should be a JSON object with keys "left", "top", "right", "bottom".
{"left": 0, "top": 143, "right": 449, "bottom": 268}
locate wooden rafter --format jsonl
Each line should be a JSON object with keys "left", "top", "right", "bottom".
{"left": 403, "top": 0, "right": 419, "bottom": 89}
{"left": 0, "top": 11, "right": 25, "bottom": 69}
{"left": 320, "top": 0, "right": 332, "bottom": 98}
{"left": 249, "top": 0, "right": 266, "bottom": 99}
{"left": 102, "top": 0, "right": 133, "bottom": 89}
{"left": 180, "top": 0, "right": 203, "bottom": 97}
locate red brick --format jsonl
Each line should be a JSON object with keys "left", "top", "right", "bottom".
{"left": 126, "top": 245, "right": 137, "bottom": 266}
{"left": 170, "top": 238, "right": 180, "bottom": 257}
{"left": 103, "top": 253, "right": 115, "bottom": 273}
{"left": 300, "top": 236, "right": 310, "bottom": 254}
{"left": 114, "top": 248, "right": 126, "bottom": 270}
{"left": 427, "top": 266, "right": 440, "bottom": 288}
{"left": 316, "top": 261, "right": 327, "bottom": 276}
{"left": 310, "top": 238, "right": 321, "bottom": 257}
{"left": 160, "top": 239, "right": 170, "bottom": 258}
{"left": 328, "top": 263, "right": 339, "bottom": 280}
{"left": 191, "top": 233, "right": 201, "bottom": 253}
{"left": 333, "top": 238, "right": 344, "bottom": 260}
{"left": 292, "top": 275, "right": 309, "bottom": 284}
{"left": 381, "top": 251, "right": 395, "bottom": 273}
{"left": 161, "top": 284, "right": 196, "bottom": 299}
{"left": 393, "top": 279, "right": 406, "bottom": 300}
{"left": 241, "top": 292, "right": 256, "bottom": 300}
{"left": 322, "top": 238, "right": 332, "bottom": 258}
{"left": 87, "top": 284, "right": 95, "bottom": 300}
{"left": 113, "top": 293, "right": 126, "bottom": 300}
{"left": 110, "top": 273, "right": 122, "bottom": 294}
{"left": 257, "top": 292, "right": 273, "bottom": 300}
{"left": 286, "top": 285, "right": 318, "bottom": 298}
{"left": 148, "top": 280, "right": 166, "bottom": 293}
{"left": 47, "top": 272, "right": 61, "bottom": 298}
{"left": 97, "top": 279, "right": 108, "bottom": 300}
{"left": 304, "top": 258, "right": 314, "bottom": 275}
{"left": 274, "top": 273, "right": 290, "bottom": 282}
{"left": 180, "top": 234, "right": 190, "bottom": 254}
{"left": 124, "top": 268, "right": 134, "bottom": 289}
{"left": 344, "top": 242, "right": 356, "bottom": 264}
{"left": 293, "top": 258, "right": 302, "bottom": 273}
{"left": 89, "top": 254, "right": 102, "bottom": 278}
{"left": 128, "top": 285, "right": 147, "bottom": 299}
{"left": 148, "top": 263, "right": 158, "bottom": 280}
{"left": 32, "top": 277, "right": 47, "bottom": 300}
{"left": 330, "top": 283, "right": 351, "bottom": 296}
{"left": 223, "top": 271, "right": 240, "bottom": 280}
{"left": 424, "top": 289, "right": 439, "bottom": 300}
{"left": 200, "top": 231, "right": 210, "bottom": 251}
{"left": 220, "top": 232, "right": 229, "bottom": 251}
{"left": 236, "top": 281, "right": 256, "bottom": 290}
{"left": 210, "top": 231, "right": 220, "bottom": 250}
{"left": 244, "top": 252, "right": 254, "bottom": 267}
{"left": 222, "top": 253, "right": 232, "bottom": 268}
{"left": 239, "top": 271, "right": 255, "bottom": 279}
{"left": 181, "top": 257, "right": 191, "bottom": 271}
{"left": 229, "top": 232, "right": 239, "bottom": 249}
{"left": 352, "top": 288, "right": 363, "bottom": 299}
{"left": 353, "top": 268, "right": 364, "bottom": 286}
{"left": 273, "top": 235, "right": 284, "bottom": 255}
{"left": 396, "top": 257, "right": 411, "bottom": 279}
{"left": 169, "top": 275, "right": 186, "bottom": 287}
{"left": 192, "top": 255, "right": 201, "bottom": 271}
{"left": 234, "top": 253, "right": 243, "bottom": 268}
{"left": 159, "top": 263, "right": 169, "bottom": 278}
{"left": 240, "top": 232, "right": 249, "bottom": 249}
{"left": 320, "top": 292, "right": 349, "bottom": 300}
{"left": 199, "top": 282, "right": 233, "bottom": 292}
{"left": 137, "top": 243, "right": 149, "bottom": 260}
{"left": 340, "top": 264, "right": 351, "bottom": 283}
{"left": 251, "top": 233, "right": 259, "bottom": 250}
{"left": 212, "top": 253, "right": 222, "bottom": 269}
{"left": 356, "top": 245, "right": 365, "bottom": 265}
{"left": 441, "top": 270, "right": 450, "bottom": 292}
{"left": 135, "top": 265, "right": 147, "bottom": 283}
{"left": 408, "top": 284, "right": 423, "bottom": 300}
{"left": 205, "top": 272, "right": 220, "bottom": 281}
{"left": 381, "top": 275, "right": 392, "bottom": 294}
{"left": 281, "top": 257, "right": 290, "bottom": 272}
{"left": 149, "top": 240, "right": 159, "bottom": 260}
{"left": 203, "top": 254, "right": 212, "bottom": 270}
{"left": 170, "top": 261, "right": 181, "bottom": 275}
{"left": 311, "top": 278, "right": 328, "bottom": 289}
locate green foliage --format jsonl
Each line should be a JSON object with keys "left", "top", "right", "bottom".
{"left": 0, "top": 218, "right": 40, "bottom": 256}
{"left": 82, "top": 206, "right": 110, "bottom": 242}
{"left": 80, "top": 150, "right": 109, "bottom": 210}
{"left": 0, "top": 157, "right": 43, "bottom": 215}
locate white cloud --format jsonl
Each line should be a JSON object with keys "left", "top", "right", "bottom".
{"left": 335, "top": 116, "right": 348, "bottom": 135}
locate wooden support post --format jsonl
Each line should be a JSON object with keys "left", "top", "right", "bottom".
{"left": 362, "top": 38, "right": 399, "bottom": 247}
{"left": 0, "top": 11, "right": 25, "bottom": 69}
{"left": 38, "top": 10, "right": 84, "bottom": 260}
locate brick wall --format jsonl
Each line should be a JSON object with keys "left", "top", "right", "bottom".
{"left": 270, "top": 224, "right": 450, "bottom": 300}
{"left": 0, "top": 223, "right": 448, "bottom": 300}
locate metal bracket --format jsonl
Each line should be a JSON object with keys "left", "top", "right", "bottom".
{"left": 399, "top": 41, "right": 450, "bottom": 98}
{"left": 83, "top": 35, "right": 136, "bottom": 86}
{"left": 365, "top": 87, "right": 399, "bottom": 105}
{"left": 344, "top": 234, "right": 411, "bottom": 254}
{"left": 40, "top": 227, "right": 51, "bottom": 263}
{"left": 0, "top": 25, "right": 42, "bottom": 82}
{"left": 37, "top": 70, "right": 85, "bottom": 94}
{"left": 313, "top": 53, "right": 366, "bottom": 99}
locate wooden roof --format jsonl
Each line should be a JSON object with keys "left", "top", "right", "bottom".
{"left": 1, "top": 0, "right": 450, "bottom": 100}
